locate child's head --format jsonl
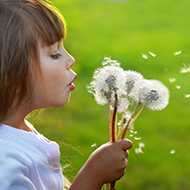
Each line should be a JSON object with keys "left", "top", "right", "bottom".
{"left": 0, "top": 0, "right": 66, "bottom": 123}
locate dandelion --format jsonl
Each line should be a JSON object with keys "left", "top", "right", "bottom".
{"left": 148, "top": 51, "right": 156, "bottom": 57}
{"left": 87, "top": 63, "right": 126, "bottom": 105}
{"left": 125, "top": 70, "right": 143, "bottom": 94}
{"left": 131, "top": 79, "right": 169, "bottom": 110}
{"left": 88, "top": 57, "right": 170, "bottom": 190}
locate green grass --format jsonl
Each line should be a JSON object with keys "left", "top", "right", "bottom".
{"left": 29, "top": 0, "right": 190, "bottom": 189}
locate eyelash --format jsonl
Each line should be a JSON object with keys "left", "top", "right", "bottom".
{"left": 51, "top": 53, "right": 62, "bottom": 60}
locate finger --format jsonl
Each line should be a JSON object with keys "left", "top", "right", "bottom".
{"left": 116, "top": 139, "right": 133, "bottom": 151}
{"left": 124, "top": 150, "right": 129, "bottom": 158}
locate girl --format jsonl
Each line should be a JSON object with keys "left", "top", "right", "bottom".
{"left": 0, "top": 0, "right": 133, "bottom": 189}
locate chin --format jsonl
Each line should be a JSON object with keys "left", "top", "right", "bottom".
{"left": 56, "top": 96, "right": 71, "bottom": 108}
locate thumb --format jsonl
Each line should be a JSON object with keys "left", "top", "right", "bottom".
{"left": 115, "top": 139, "right": 133, "bottom": 151}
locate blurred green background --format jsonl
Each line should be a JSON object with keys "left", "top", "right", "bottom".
{"left": 29, "top": 0, "right": 190, "bottom": 189}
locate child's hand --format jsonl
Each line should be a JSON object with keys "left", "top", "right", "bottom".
{"left": 86, "top": 139, "right": 133, "bottom": 184}
{"left": 69, "top": 139, "right": 132, "bottom": 190}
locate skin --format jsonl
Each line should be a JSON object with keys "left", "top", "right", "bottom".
{"left": 4, "top": 39, "right": 133, "bottom": 189}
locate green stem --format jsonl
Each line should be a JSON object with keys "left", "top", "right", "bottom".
{"left": 121, "top": 101, "right": 141, "bottom": 139}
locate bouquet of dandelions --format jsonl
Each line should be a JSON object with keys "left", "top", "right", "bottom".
{"left": 87, "top": 57, "right": 169, "bottom": 190}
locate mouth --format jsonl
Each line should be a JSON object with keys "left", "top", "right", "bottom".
{"left": 69, "top": 74, "right": 77, "bottom": 90}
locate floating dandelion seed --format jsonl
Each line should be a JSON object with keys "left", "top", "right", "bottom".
{"left": 135, "top": 147, "right": 144, "bottom": 154}
{"left": 148, "top": 51, "right": 156, "bottom": 57}
{"left": 91, "top": 143, "right": 97, "bottom": 147}
{"left": 185, "top": 94, "right": 190, "bottom": 98}
{"left": 125, "top": 70, "right": 143, "bottom": 94}
{"left": 139, "top": 142, "right": 145, "bottom": 148}
{"left": 141, "top": 53, "right": 148, "bottom": 60}
{"left": 134, "top": 137, "right": 141, "bottom": 140}
{"left": 170, "top": 149, "right": 176, "bottom": 154}
{"left": 174, "top": 50, "right": 182, "bottom": 55}
{"left": 175, "top": 85, "right": 181, "bottom": 89}
{"left": 169, "top": 78, "right": 176, "bottom": 83}
{"left": 180, "top": 63, "right": 190, "bottom": 73}
{"left": 135, "top": 142, "right": 145, "bottom": 155}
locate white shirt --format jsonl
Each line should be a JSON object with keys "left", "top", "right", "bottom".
{"left": 0, "top": 121, "right": 64, "bottom": 190}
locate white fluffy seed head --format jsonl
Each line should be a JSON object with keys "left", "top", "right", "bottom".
{"left": 130, "top": 79, "right": 169, "bottom": 110}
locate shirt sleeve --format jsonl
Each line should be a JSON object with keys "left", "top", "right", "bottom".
{"left": 0, "top": 141, "right": 37, "bottom": 190}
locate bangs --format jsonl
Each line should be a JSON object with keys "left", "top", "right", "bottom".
{"left": 38, "top": 5, "right": 66, "bottom": 45}
{"left": 26, "top": 0, "right": 67, "bottom": 46}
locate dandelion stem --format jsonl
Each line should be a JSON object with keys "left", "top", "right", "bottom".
{"left": 121, "top": 101, "right": 141, "bottom": 139}
{"left": 130, "top": 105, "right": 146, "bottom": 126}
{"left": 116, "top": 111, "right": 125, "bottom": 140}
{"left": 115, "top": 114, "right": 117, "bottom": 141}
{"left": 105, "top": 183, "right": 109, "bottom": 190}
{"left": 110, "top": 182, "right": 116, "bottom": 190}
{"left": 108, "top": 102, "right": 112, "bottom": 142}
{"left": 111, "top": 91, "right": 118, "bottom": 142}
{"left": 117, "top": 93, "right": 129, "bottom": 140}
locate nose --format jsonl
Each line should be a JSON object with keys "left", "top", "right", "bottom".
{"left": 66, "top": 51, "right": 75, "bottom": 70}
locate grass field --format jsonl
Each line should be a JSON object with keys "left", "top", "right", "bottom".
{"left": 29, "top": 0, "right": 190, "bottom": 189}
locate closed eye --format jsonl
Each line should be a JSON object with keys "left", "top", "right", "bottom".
{"left": 51, "top": 53, "right": 62, "bottom": 60}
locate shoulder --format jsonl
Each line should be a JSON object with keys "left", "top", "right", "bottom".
{"left": 0, "top": 138, "right": 32, "bottom": 167}
{"left": 0, "top": 140, "right": 35, "bottom": 189}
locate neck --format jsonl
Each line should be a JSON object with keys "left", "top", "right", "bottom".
{"left": 4, "top": 102, "right": 34, "bottom": 133}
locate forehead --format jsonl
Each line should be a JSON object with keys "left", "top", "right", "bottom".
{"left": 39, "top": 39, "right": 62, "bottom": 50}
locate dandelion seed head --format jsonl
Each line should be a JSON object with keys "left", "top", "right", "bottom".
{"left": 117, "top": 97, "right": 130, "bottom": 113}
{"left": 131, "top": 79, "right": 169, "bottom": 110}
{"left": 87, "top": 61, "right": 126, "bottom": 105}
{"left": 105, "top": 75, "right": 116, "bottom": 90}
{"left": 125, "top": 70, "right": 143, "bottom": 93}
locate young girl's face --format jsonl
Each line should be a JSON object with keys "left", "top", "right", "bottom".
{"left": 30, "top": 39, "right": 77, "bottom": 110}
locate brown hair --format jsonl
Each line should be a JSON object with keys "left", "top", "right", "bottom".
{"left": 0, "top": 0, "right": 66, "bottom": 123}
